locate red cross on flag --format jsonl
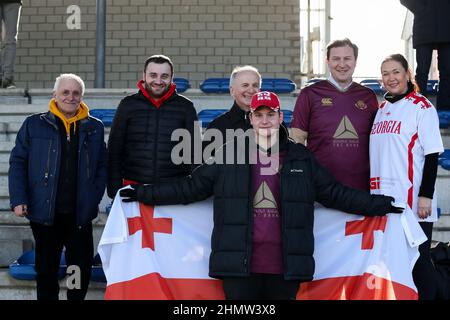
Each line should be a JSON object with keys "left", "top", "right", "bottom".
{"left": 297, "top": 205, "right": 426, "bottom": 299}
{"left": 97, "top": 192, "right": 224, "bottom": 300}
{"left": 98, "top": 190, "right": 426, "bottom": 300}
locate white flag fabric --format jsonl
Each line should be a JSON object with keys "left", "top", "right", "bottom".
{"left": 98, "top": 190, "right": 425, "bottom": 300}
{"left": 297, "top": 205, "right": 425, "bottom": 299}
{"left": 98, "top": 193, "right": 223, "bottom": 299}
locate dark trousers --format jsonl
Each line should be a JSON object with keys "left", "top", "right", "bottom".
{"left": 30, "top": 214, "right": 93, "bottom": 300}
{"left": 412, "top": 222, "right": 437, "bottom": 300}
{"left": 415, "top": 43, "right": 450, "bottom": 109}
{"left": 222, "top": 273, "right": 300, "bottom": 300}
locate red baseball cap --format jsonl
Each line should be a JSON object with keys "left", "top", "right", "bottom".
{"left": 250, "top": 91, "right": 281, "bottom": 112}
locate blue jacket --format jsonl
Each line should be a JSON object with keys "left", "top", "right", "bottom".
{"left": 8, "top": 112, "right": 107, "bottom": 226}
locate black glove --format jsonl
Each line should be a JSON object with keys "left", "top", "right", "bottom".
{"left": 389, "top": 199, "right": 405, "bottom": 214}
{"left": 119, "top": 185, "right": 138, "bottom": 203}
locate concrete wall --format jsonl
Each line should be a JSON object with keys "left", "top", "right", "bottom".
{"left": 15, "top": 0, "right": 300, "bottom": 89}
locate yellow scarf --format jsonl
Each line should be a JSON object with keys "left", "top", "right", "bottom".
{"left": 49, "top": 98, "right": 89, "bottom": 141}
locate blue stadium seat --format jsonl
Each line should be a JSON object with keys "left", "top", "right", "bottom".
{"left": 173, "top": 77, "right": 191, "bottom": 93}
{"left": 427, "top": 80, "right": 439, "bottom": 95}
{"left": 91, "top": 253, "right": 106, "bottom": 282}
{"left": 199, "top": 78, "right": 230, "bottom": 93}
{"left": 283, "top": 110, "right": 293, "bottom": 127}
{"left": 361, "top": 82, "right": 386, "bottom": 95}
{"left": 9, "top": 250, "right": 66, "bottom": 280}
{"left": 438, "top": 149, "right": 450, "bottom": 163}
{"left": 439, "top": 149, "right": 450, "bottom": 170}
{"left": 261, "top": 78, "right": 297, "bottom": 93}
{"left": 360, "top": 79, "right": 381, "bottom": 85}
{"left": 90, "top": 109, "right": 116, "bottom": 127}
{"left": 438, "top": 111, "right": 450, "bottom": 129}
{"left": 303, "top": 78, "right": 324, "bottom": 88}
{"left": 198, "top": 109, "right": 228, "bottom": 128}
{"left": 105, "top": 201, "right": 112, "bottom": 215}
{"left": 441, "top": 159, "right": 450, "bottom": 171}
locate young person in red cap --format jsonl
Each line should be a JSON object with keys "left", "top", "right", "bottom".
{"left": 120, "top": 91, "right": 403, "bottom": 300}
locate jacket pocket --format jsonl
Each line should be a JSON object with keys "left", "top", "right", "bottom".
{"left": 28, "top": 138, "right": 53, "bottom": 187}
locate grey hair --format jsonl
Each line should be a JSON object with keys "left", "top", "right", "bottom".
{"left": 53, "top": 73, "right": 85, "bottom": 96}
{"left": 229, "top": 65, "right": 262, "bottom": 87}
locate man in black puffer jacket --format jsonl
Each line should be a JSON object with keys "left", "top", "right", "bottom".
{"left": 107, "top": 55, "right": 200, "bottom": 198}
{"left": 120, "top": 91, "right": 403, "bottom": 300}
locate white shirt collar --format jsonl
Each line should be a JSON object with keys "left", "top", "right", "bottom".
{"left": 327, "top": 75, "right": 353, "bottom": 92}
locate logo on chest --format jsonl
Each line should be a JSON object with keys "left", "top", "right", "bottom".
{"left": 321, "top": 98, "right": 333, "bottom": 107}
{"left": 332, "top": 116, "right": 360, "bottom": 148}
{"left": 354, "top": 100, "right": 367, "bottom": 110}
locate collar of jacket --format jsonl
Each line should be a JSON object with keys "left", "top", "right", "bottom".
{"left": 137, "top": 80, "right": 177, "bottom": 108}
{"left": 42, "top": 112, "right": 97, "bottom": 132}
{"left": 383, "top": 81, "right": 415, "bottom": 104}
{"left": 229, "top": 101, "right": 251, "bottom": 127}
{"left": 48, "top": 98, "right": 89, "bottom": 141}
{"left": 256, "top": 122, "right": 290, "bottom": 156}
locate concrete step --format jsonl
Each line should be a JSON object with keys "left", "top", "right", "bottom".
{"left": 0, "top": 163, "right": 8, "bottom": 174}
{"left": 436, "top": 168, "right": 450, "bottom": 215}
{"left": 0, "top": 211, "right": 108, "bottom": 266}
{"left": 0, "top": 92, "right": 29, "bottom": 105}
{"left": 0, "top": 131, "right": 111, "bottom": 147}
{"left": 0, "top": 210, "right": 107, "bottom": 226}
{"left": 0, "top": 104, "right": 46, "bottom": 115}
{"left": 0, "top": 196, "right": 110, "bottom": 214}
{"left": 0, "top": 199, "right": 11, "bottom": 211}
{"left": 435, "top": 214, "right": 450, "bottom": 229}
{"left": 0, "top": 184, "right": 111, "bottom": 212}
{"left": 0, "top": 186, "right": 9, "bottom": 198}
{"left": 432, "top": 229, "right": 450, "bottom": 242}
{"left": 0, "top": 269, "right": 105, "bottom": 300}
{"left": 0, "top": 141, "right": 15, "bottom": 152}
{"left": 434, "top": 213, "right": 450, "bottom": 242}
{"left": 0, "top": 153, "right": 11, "bottom": 163}
{"left": 443, "top": 134, "right": 450, "bottom": 148}
{"left": 0, "top": 122, "right": 111, "bottom": 136}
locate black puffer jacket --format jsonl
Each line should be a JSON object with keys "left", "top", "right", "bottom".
{"left": 202, "top": 102, "right": 251, "bottom": 157}
{"left": 135, "top": 129, "right": 395, "bottom": 281}
{"left": 107, "top": 82, "right": 199, "bottom": 198}
{"left": 401, "top": 0, "right": 450, "bottom": 47}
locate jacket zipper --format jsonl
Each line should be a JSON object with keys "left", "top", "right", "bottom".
{"left": 44, "top": 140, "right": 52, "bottom": 186}
{"left": 245, "top": 163, "right": 252, "bottom": 274}
{"left": 45, "top": 116, "right": 59, "bottom": 225}
{"left": 152, "top": 108, "right": 160, "bottom": 181}
{"left": 76, "top": 126, "right": 86, "bottom": 227}
{"left": 280, "top": 166, "right": 286, "bottom": 276}
{"left": 85, "top": 140, "right": 90, "bottom": 179}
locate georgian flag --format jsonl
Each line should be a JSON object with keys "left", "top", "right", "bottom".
{"left": 98, "top": 191, "right": 425, "bottom": 300}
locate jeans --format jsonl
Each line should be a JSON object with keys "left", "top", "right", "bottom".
{"left": 0, "top": 2, "right": 21, "bottom": 79}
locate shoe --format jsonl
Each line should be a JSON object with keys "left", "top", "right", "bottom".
{"left": 2, "top": 77, "right": 16, "bottom": 89}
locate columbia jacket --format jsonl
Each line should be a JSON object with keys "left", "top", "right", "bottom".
{"left": 8, "top": 112, "right": 107, "bottom": 226}
{"left": 133, "top": 129, "right": 394, "bottom": 281}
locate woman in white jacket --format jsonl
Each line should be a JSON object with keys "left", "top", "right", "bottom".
{"left": 370, "top": 54, "right": 444, "bottom": 299}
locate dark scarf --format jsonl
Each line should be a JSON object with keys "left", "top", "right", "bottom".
{"left": 384, "top": 81, "right": 415, "bottom": 104}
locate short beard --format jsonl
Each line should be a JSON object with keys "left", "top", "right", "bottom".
{"left": 144, "top": 82, "right": 170, "bottom": 99}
